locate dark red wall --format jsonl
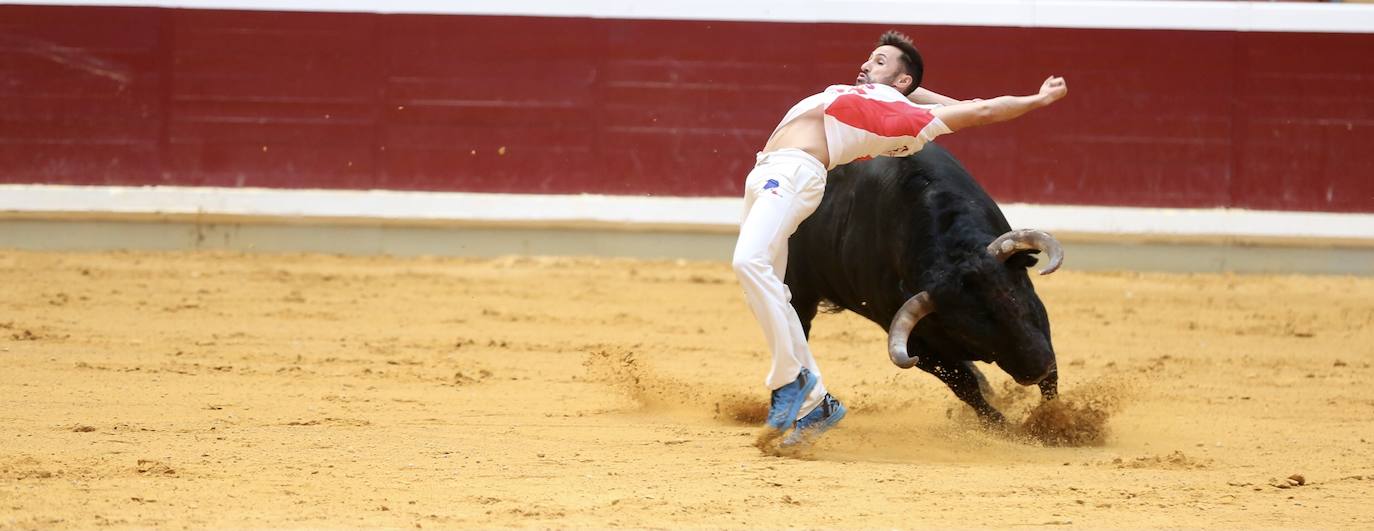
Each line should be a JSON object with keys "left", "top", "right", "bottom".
{"left": 3, "top": 5, "right": 1372, "bottom": 212}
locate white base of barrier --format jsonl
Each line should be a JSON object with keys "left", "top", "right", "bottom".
{"left": 2, "top": 184, "right": 1372, "bottom": 242}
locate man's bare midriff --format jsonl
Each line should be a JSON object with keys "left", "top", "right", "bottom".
{"left": 761, "top": 106, "right": 831, "bottom": 169}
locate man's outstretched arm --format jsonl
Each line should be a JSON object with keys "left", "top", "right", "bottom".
{"left": 932, "top": 76, "right": 1067, "bottom": 132}
{"left": 908, "top": 87, "right": 963, "bottom": 106}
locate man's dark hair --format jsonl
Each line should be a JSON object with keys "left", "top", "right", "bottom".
{"left": 878, "top": 30, "right": 924, "bottom": 95}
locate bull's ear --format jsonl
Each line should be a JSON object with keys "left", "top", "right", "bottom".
{"left": 1005, "top": 251, "right": 1040, "bottom": 270}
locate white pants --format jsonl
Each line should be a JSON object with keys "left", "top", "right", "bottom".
{"left": 731, "top": 148, "right": 829, "bottom": 419}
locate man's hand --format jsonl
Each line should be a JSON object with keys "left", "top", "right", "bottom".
{"left": 1039, "top": 76, "right": 1068, "bottom": 105}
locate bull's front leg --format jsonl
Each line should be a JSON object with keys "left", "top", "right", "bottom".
{"left": 915, "top": 356, "right": 1005, "bottom": 426}
{"left": 1037, "top": 369, "right": 1059, "bottom": 401}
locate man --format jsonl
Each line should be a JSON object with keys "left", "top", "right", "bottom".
{"left": 733, "top": 30, "right": 1068, "bottom": 450}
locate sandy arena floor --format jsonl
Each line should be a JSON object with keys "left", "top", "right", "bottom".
{"left": 1, "top": 249, "right": 1372, "bottom": 529}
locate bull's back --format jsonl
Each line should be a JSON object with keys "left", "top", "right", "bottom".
{"left": 786, "top": 144, "right": 1013, "bottom": 323}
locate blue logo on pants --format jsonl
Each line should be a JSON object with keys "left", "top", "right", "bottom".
{"left": 763, "top": 179, "right": 780, "bottom": 191}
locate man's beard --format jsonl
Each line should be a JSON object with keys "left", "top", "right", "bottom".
{"left": 858, "top": 72, "right": 897, "bottom": 86}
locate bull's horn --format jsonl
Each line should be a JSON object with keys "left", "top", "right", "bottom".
{"left": 887, "top": 291, "right": 935, "bottom": 369}
{"left": 987, "top": 229, "right": 1064, "bottom": 275}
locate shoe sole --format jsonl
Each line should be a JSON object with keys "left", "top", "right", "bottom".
{"left": 780, "top": 402, "right": 847, "bottom": 448}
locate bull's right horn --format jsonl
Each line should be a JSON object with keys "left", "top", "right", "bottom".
{"left": 887, "top": 291, "right": 935, "bottom": 369}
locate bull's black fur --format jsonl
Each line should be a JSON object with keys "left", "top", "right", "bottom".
{"left": 784, "top": 143, "right": 1058, "bottom": 423}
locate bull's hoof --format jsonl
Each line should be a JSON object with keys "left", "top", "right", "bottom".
{"left": 1038, "top": 371, "right": 1060, "bottom": 401}
{"left": 977, "top": 409, "right": 1008, "bottom": 430}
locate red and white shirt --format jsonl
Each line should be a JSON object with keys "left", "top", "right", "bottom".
{"left": 771, "top": 83, "right": 951, "bottom": 169}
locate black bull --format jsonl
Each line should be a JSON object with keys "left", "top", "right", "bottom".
{"left": 783, "top": 143, "right": 1064, "bottom": 424}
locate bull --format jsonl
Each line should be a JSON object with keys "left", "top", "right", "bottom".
{"left": 784, "top": 143, "right": 1063, "bottom": 424}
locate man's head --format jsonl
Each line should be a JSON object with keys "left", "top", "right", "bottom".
{"left": 857, "top": 30, "right": 924, "bottom": 95}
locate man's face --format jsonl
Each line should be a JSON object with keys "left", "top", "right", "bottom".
{"left": 857, "top": 45, "right": 912, "bottom": 91}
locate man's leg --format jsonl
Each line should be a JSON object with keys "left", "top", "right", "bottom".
{"left": 731, "top": 153, "right": 828, "bottom": 442}
{"left": 770, "top": 239, "right": 828, "bottom": 419}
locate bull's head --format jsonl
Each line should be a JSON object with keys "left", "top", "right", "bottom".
{"left": 888, "top": 229, "right": 1063, "bottom": 386}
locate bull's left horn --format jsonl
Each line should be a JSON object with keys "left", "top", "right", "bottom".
{"left": 987, "top": 229, "right": 1064, "bottom": 275}
{"left": 887, "top": 291, "right": 935, "bottom": 369}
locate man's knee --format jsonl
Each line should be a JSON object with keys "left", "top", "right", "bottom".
{"left": 732, "top": 251, "right": 768, "bottom": 281}
{"left": 731, "top": 253, "right": 754, "bottom": 277}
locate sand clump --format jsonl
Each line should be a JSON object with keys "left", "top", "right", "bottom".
{"left": 1111, "top": 450, "right": 1211, "bottom": 470}
{"left": 134, "top": 460, "right": 177, "bottom": 477}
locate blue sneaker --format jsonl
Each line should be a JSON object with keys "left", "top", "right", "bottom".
{"left": 780, "top": 393, "right": 846, "bottom": 448}
{"left": 754, "top": 368, "right": 818, "bottom": 447}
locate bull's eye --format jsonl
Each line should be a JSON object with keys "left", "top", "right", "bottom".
{"left": 1006, "top": 253, "right": 1040, "bottom": 270}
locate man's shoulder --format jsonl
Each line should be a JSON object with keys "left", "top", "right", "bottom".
{"left": 827, "top": 83, "right": 906, "bottom": 98}
{"left": 796, "top": 83, "right": 913, "bottom": 109}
